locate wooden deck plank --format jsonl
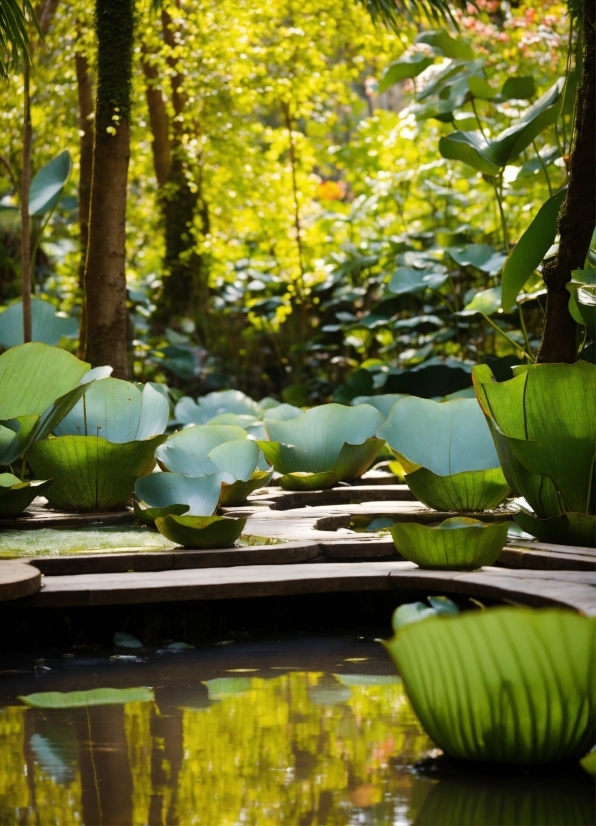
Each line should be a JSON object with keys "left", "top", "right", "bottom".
{"left": 17, "top": 560, "right": 596, "bottom": 614}
{"left": 0, "top": 561, "right": 41, "bottom": 601}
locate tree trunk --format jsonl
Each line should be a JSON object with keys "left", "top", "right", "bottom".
{"left": 536, "top": 0, "right": 595, "bottom": 363}
{"left": 141, "top": 43, "right": 170, "bottom": 188}
{"left": 75, "top": 45, "right": 94, "bottom": 358}
{"left": 20, "top": 63, "right": 32, "bottom": 343}
{"left": 82, "top": 0, "right": 135, "bottom": 377}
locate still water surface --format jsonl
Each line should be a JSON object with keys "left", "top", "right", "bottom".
{"left": 0, "top": 636, "right": 593, "bottom": 826}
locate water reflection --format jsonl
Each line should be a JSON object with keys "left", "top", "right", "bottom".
{"left": 0, "top": 652, "right": 593, "bottom": 826}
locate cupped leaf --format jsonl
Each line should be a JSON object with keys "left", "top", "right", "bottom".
{"left": 501, "top": 189, "right": 566, "bottom": 308}
{"left": 28, "top": 434, "right": 167, "bottom": 511}
{"left": 390, "top": 517, "right": 509, "bottom": 570}
{"left": 174, "top": 389, "right": 261, "bottom": 425}
{"left": 156, "top": 425, "right": 248, "bottom": 477}
{"left": 19, "top": 687, "right": 154, "bottom": 708}
{"left": 405, "top": 466, "right": 510, "bottom": 511}
{"left": 379, "top": 397, "right": 500, "bottom": 476}
{"left": 154, "top": 514, "right": 247, "bottom": 548}
{"left": 134, "top": 501, "right": 189, "bottom": 527}
{"left": 0, "top": 299, "right": 78, "bottom": 349}
{"left": 384, "top": 607, "right": 596, "bottom": 763}
{"left": 207, "top": 439, "right": 262, "bottom": 482}
{"left": 263, "top": 404, "right": 384, "bottom": 478}
{"left": 379, "top": 52, "right": 434, "bottom": 93}
{"left": 392, "top": 597, "right": 459, "bottom": 633}
{"left": 0, "top": 473, "right": 53, "bottom": 518}
{"left": 54, "top": 379, "right": 169, "bottom": 443}
{"left": 220, "top": 469, "right": 274, "bottom": 506}
{"left": 514, "top": 511, "right": 595, "bottom": 548}
{"left": 473, "top": 362, "right": 595, "bottom": 521}
{"left": 278, "top": 471, "right": 340, "bottom": 491}
{"left": 28, "top": 151, "right": 72, "bottom": 216}
{"left": 0, "top": 342, "right": 89, "bottom": 419}
{"left": 439, "top": 131, "right": 502, "bottom": 176}
{"left": 135, "top": 472, "right": 224, "bottom": 517}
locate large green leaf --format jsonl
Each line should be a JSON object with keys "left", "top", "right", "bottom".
{"left": 155, "top": 513, "right": 247, "bottom": 548}
{"left": 388, "top": 266, "right": 448, "bottom": 295}
{"left": 28, "top": 434, "right": 166, "bottom": 511}
{"left": 448, "top": 245, "right": 506, "bottom": 274}
{"left": 207, "top": 439, "right": 261, "bottom": 482}
{"left": 379, "top": 397, "right": 508, "bottom": 511}
{"left": 0, "top": 473, "right": 52, "bottom": 518}
{"left": 514, "top": 511, "right": 595, "bottom": 547}
{"left": 439, "top": 80, "right": 564, "bottom": 174}
{"left": 156, "top": 425, "right": 249, "bottom": 476}
{"left": 261, "top": 403, "right": 384, "bottom": 480}
{"left": 567, "top": 269, "right": 596, "bottom": 332}
{"left": 378, "top": 397, "right": 500, "bottom": 475}
{"left": 135, "top": 472, "right": 224, "bottom": 519}
{"left": 54, "top": 379, "right": 169, "bottom": 443}
{"left": 379, "top": 52, "right": 434, "bottom": 93}
{"left": 501, "top": 189, "right": 566, "bottom": 308}
{"left": 29, "top": 151, "right": 72, "bottom": 217}
{"left": 0, "top": 343, "right": 89, "bottom": 420}
{"left": 416, "top": 30, "right": 474, "bottom": 60}
{"left": 220, "top": 470, "right": 274, "bottom": 506}
{"left": 19, "top": 687, "right": 154, "bottom": 708}
{"left": 384, "top": 606, "right": 596, "bottom": 763}
{"left": 277, "top": 470, "right": 340, "bottom": 491}
{"left": 0, "top": 299, "right": 78, "bottom": 349}
{"left": 390, "top": 517, "right": 509, "bottom": 569}
{"left": 405, "top": 466, "right": 510, "bottom": 511}
{"left": 262, "top": 403, "right": 302, "bottom": 422}
{"left": 499, "top": 75, "right": 535, "bottom": 100}
{"left": 473, "top": 362, "right": 595, "bottom": 532}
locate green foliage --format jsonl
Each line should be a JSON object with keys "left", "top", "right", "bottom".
{"left": 134, "top": 471, "right": 223, "bottom": 525}
{"left": 378, "top": 397, "right": 510, "bottom": 511}
{"left": 260, "top": 403, "right": 384, "bottom": 489}
{"left": 390, "top": 516, "right": 509, "bottom": 569}
{"left": 0, "top": 298, "right": 78, "bottom": 348}
{"left": 0, "top": 472, "right": 52, "bottom": 517}
{"left": 474, "top": 361, "right": 595, "bottom": 545}
{"left": 154, "top": 513, "right": 247, "bottom": 548}
{"left": 384, "top": 606, "right": 596, "bottom": 763}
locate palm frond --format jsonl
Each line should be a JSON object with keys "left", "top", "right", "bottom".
{"left": 0, "top": 0, "right": 42, "bottom": 78}
{"left": 358, "top": 0, "right": 468, "bottom": 29}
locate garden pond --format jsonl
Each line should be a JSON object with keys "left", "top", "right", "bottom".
{"left": 0, "top": 635, "right": 593, "bottom": 825}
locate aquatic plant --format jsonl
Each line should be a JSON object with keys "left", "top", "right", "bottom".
{"left": 384, "top": 601, "right": 596, "bottom": 763}
{"left": 259, "top": 403, "right": 385, "bottom": 490}
{"left": 154, "top": 513, "right": 247, "bottom": 548}
{"left": 473, "top": 361, "right": 595, "bottom": 546}
{"left": 0, "top": 472, "right": 52, "bottom": 518}
{"left": 28, "top": 378, "right": 169, "bottom": 511}
{"left": 134, "top": 472, "right": 224, "bottom": 526}
{"left": 156, "top": 425, "right": 272, "bottom": 506}
{"left": 378, "top": 396, "right": 510, "bottom": 511}
{"left": 389, "top": 517, "right": 509, "bottom": 570}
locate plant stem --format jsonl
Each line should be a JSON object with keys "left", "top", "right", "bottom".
{"left": 531, "top": 140, "right": 553, "bottom": 196}
{"left": 470, "top": 98, "right": 487, "bottom": 139}
{"left": 481, "top": 313, "right": 535, "bottom": 362}
{"left": 21, "top": 63, "right": 32, "bottom": 343}
{"left": 491, "top": 175, "right": 510, "bottom": 254}
{"left": 282, "top": 101, "right": 305, "bottom": 300}
{"left": 517, "top": 303, "right": 533, "bottom": 358}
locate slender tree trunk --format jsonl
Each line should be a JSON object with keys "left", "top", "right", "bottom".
{"left": 75, "top": 45, "right": 94, "bottom": 358}
{"left": 21, "top": 63, "right": 32, "bottom": 343}
{"left": 536, "top": 0, "right": 595, "bottom": 363}
{"left": 141, "top": 43, "right": 170, "bottom": 188}
{"left": 82, "top": 0, "right": 135, "bottom": 377}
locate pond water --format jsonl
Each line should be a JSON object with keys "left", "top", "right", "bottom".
{"left": 0, "top": 636, "right": 593, "bottom": 826}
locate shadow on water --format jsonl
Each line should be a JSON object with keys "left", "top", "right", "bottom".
{"left": 0, "top": 636, "right": 593, "bottom": 826}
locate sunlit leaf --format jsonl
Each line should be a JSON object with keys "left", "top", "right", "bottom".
{"left": 29, "top": 151, "right": 72, "bottom": 217}
{"left": 19, "top": 687, "right": 155, "bottom": 708}
{"left": 390, "top": 517, "right": 509, "bottom": 569}
{"left": 154, "top": 513, "right": 247, "bottom": 548}
{"left": 383, "top": 606, "right": 595, "bottom": 763}
{"left": 0, "top": 299, "right": 78, "bottom": 349}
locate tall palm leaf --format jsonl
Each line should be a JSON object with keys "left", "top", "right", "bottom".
{"left": 0, "top": 0, "right": 42, "bottom": 78}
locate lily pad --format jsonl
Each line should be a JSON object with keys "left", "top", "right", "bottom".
{"left": 156, "top": 425, "right": 249, "bottom": 477}
{"left": 0, "top": 473, "right": 53, "bottom": 518}
{"left": 154, "top": 514, "right": 248, "bottom": 548}
{"left": 134, "top": 472, "right": 224, "bottom": 526}
{"left": 378, "top": 397, "right": 509, "bottom": 511}
{"left": 19, "top": 687, "right": 155, "bottom": 708}
{"left": 389, "top": 517, "right": 509, "bottom": 570}
{"left": 0, "top": 299, "right": 78, "bottom": 349}
{"left": 260, "top": 403, "right": 384, "bottom": 486}
{"left": 29, "top": 434, "right": 166, "bottom": 511}
{"left": 383, "top": 606, "right": 595, "bottom": 763}
{"left": 278, "top": 471, "right": 340, "bottom": 491}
